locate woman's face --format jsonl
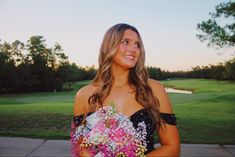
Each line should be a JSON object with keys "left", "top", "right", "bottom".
{"left": 112, "top": 29, "right": 141, "bottom": 69}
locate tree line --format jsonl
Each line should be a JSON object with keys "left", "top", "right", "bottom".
{"left": 147, "top": 58, "right": 235, "bottom": 81}
{"left": 0, "top": 36, "right": 96, "bottom": 93}
{"left": 1, "top": 34, "right": 234, "bottom": 93}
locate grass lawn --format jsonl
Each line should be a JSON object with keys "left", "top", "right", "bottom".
{"left": 162, "top": 79, "right": 235, "bottom": 144}
{"left": 0, "top": 79, "right": 234, "bottom": 144}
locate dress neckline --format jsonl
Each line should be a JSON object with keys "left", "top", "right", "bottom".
{"left": 74, "top": 108, "right": 147, "bottom": 119}
{"left": 128, "top": 108, "right": 147, "bottom": 118}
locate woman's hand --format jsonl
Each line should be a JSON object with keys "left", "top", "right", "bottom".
{"left": 79, "top": 149, "right": 93, "bottom": 157}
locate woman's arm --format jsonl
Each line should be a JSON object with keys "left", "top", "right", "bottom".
{"left": 147, "top": 79, "right": 180, "bottom": 156}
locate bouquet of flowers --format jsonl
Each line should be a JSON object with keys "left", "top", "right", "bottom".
{"left": 70, "top": 105, "right": 147, "bottom": 157}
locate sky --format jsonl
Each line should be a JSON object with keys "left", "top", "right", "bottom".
{"left": 0, "top": 0, "right": 234, "bottom": 72}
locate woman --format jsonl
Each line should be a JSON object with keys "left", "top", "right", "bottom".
{"left": 73, "top": 23, "right": 180, "bottom": 156}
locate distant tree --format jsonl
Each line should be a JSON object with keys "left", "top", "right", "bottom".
{"left": 54, "top": 43, "right": 69, "bottom": 66}
{"left": 146, "top": 66, "right": 165, "bottom": 80}
{"left": 26, "top": 36, "right": 48, "bottom": 91}
{"left": 53, "top": 44, "right": 71, "bottom": 90}
{"left": 225, "top": 57, "right": 235, "bottom": 80}
{"left": 16, "top": 61, "right": 32, "bottom": 91}
{"left": 196, "top": 1, "right": 235, "bottom": 49}
{"left": 11, "top": 40, "right": 25, "bottom": 65}
{"left": 84, "top": 65, "right": 97, "bottom": 80}
{"left": 0, "top": 42, "right": 18, "bottom": 92}
{"left": 210, "top": 64, "right": 226, "bottom": 80}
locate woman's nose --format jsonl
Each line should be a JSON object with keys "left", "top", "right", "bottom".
{"left": 127, "top": 44, "right": 137, "bottom": 52}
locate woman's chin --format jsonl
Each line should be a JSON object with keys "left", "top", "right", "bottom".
{"left": 112, "top": 61, "right": 137, "bottom": 70}
{"left": 122, "top": 61, "right": 137, "bottom": 69}
{"left": 124, "top": 64, "right": 136, "bottom": 69}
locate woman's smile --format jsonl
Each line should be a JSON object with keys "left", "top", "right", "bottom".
{"left": 124, "top": 55, "right": 135, "bottom": 61}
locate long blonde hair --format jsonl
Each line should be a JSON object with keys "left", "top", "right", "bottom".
{"left": 88, "top": 23, "right": 161, "bottom": 129}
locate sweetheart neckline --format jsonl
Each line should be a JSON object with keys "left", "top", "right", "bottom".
{"left": 128, "top": 108, "right": 147, "bottom": 118}
{"left": 74, "top": 108, "right": 148, "bottom": 119}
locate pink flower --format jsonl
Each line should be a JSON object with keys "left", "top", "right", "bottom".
{"left": 105, "top": 118, "right": 118, "bottom": 129}
{"left": 109, "top": 127, "right": 125, "bottom": 143}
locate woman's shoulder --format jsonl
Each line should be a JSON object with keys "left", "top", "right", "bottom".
{"left": 75, "top": 83, "right": 98, "bottom": 97}
{"left": 74, "top": 83, "right": 98, "bottom": 116}
{"left": 147, "top": 78, "right": 174, "bottom": 113}
{"left": 147, "top": 78, "right": 165, "bottom": 90}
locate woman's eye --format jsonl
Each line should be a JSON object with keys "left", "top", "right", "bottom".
{"left": 121, "top": 40, "right": 128, "bottom": 45}
{"left": 135, "top": 43, "right": 140, "bottom": 48}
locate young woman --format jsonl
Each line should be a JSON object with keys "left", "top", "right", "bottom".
{"left": 73, "top": 23, "right": 180, "bottom": 156}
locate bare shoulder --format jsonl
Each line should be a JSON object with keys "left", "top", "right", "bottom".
{"left": 147, "top": 78, "right": 174, "bottom": 113}
{"left": 73, "top": 83, "right": 98, "bottom": 116}
{"left": 148, "top": 78, "right": 165, "bottom": 91}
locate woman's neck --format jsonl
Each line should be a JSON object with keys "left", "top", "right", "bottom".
{"left": 111, "top": 65, "right": 129, "bottom": 87}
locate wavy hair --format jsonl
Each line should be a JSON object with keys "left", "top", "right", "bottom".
{"left": 88, "top": 23, "right": 162, "bottom": 129}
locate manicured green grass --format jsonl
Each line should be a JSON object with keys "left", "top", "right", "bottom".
{"left": 0, "top": 79, "right": 234, "bottom": 144}
{"left": 0, "top": 80, "right": 90, "bottom": 139}
{"left": 162, "top": 79, "right": 235, "bottom": 144}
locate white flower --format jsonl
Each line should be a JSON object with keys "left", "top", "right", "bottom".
{"left": 86, "top": 112, "right": 102, "bottom": 128}
{"left": 94, "top": 151, "right": 104, "bottom": 157}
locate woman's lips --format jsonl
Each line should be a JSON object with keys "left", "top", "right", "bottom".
{"left": 124, "top": 55, "right": 135, "bottom": 60}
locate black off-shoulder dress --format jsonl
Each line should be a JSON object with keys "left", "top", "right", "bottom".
{"left": 73, "top": 108, "right": 177, "bottom": 154}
